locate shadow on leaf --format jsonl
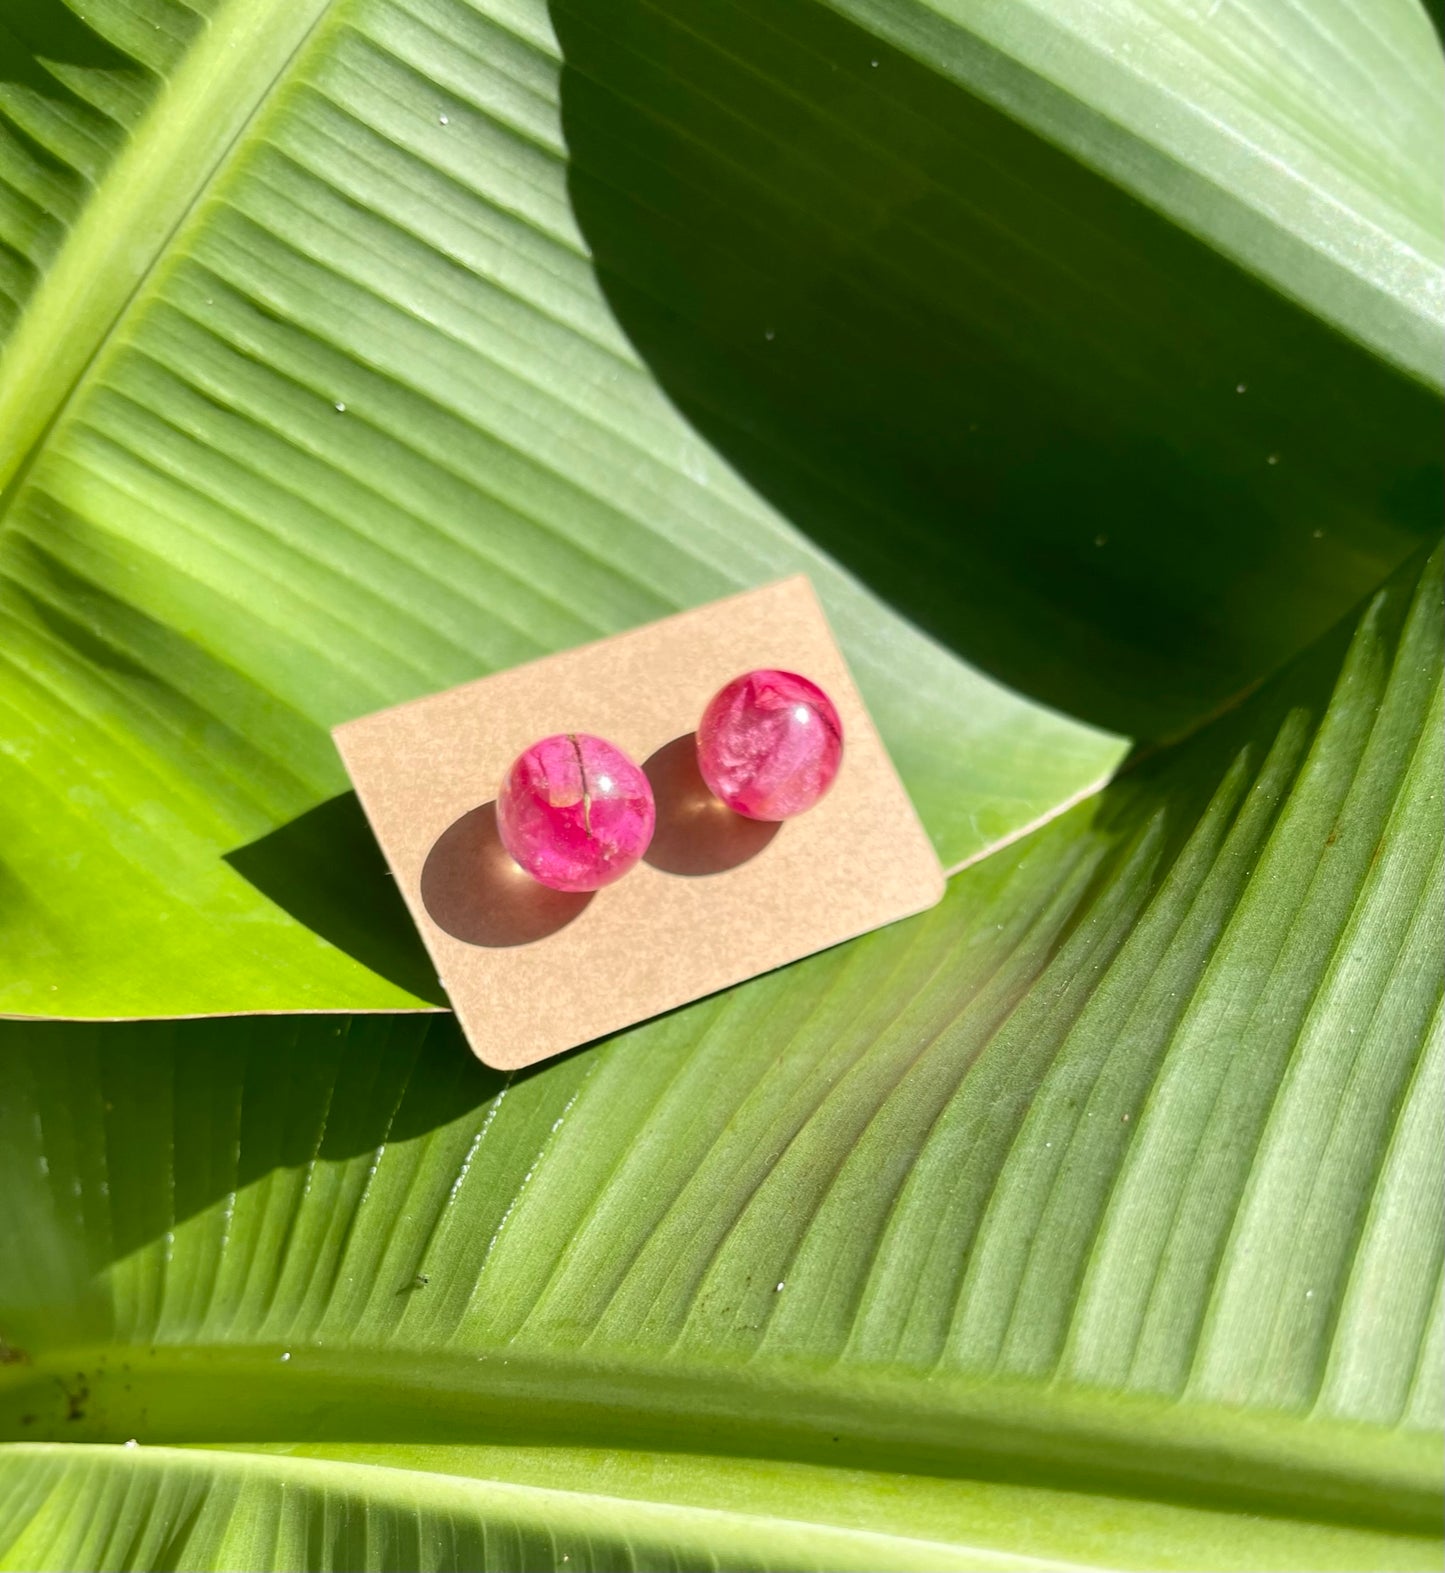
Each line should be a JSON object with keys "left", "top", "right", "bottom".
{"left": 552, "top": 0, "right": 1441, "bottom": 740}
{"left": 226, "top": 793, "right": 446, "bottom": 1006}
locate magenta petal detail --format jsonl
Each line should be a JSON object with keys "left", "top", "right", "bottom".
{"left": 496, "top": 733, "right": 655, "bottom": 892}
{"left": 696, "top": 670, "right": 844, "bottom": 821}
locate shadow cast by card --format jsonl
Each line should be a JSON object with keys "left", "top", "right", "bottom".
{"left": 643, "top": 733, "right": 779, "bottom": 876}
{"left": 421, "top": 802, "right": 593, "bottom": 946}
{"left": 224, "top": 792, "right": 446, "bottom": 1004}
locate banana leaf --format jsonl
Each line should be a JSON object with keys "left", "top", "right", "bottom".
{"left": 0, "top": 0, "right": 1440, "bottom": 1565}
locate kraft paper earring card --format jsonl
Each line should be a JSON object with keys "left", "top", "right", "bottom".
{"left": 333, "top": 577, "right": 945, "bottom": 1070}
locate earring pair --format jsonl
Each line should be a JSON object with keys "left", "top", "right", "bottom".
{"left": 496, "top": 669, "right": 843, "bottom": 893}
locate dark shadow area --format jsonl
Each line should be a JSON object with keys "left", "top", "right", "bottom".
{"left": 225, "top": 793, "right": 445, "bottom": 1005}
{"left": 643, "top": 732, "right": 779, "bottom": 875}
{"left": 1424, "top": 0, "right": 1444, "bottom": 49}
{"left": 552, "top": 0, "right": 1441, "bottom": 740}
{"left": 0, "top": 0, "right": 141, "bottom": 71}
{"left": 420, "top": 801, "right": 593, "bottom": 945}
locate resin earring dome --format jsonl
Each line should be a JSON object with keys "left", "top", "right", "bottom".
{"left": 496, "top": 733, "right": 655, "bottom": 892}
{"left": 696, "top": 670, "right": 843, "bottom": 820}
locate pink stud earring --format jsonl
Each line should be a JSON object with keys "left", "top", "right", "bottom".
{"left": 496, "top": 733, "right": 655, "bottom": 892}
{"left": 696, "top": 670, "right": 844, "bottom": 821}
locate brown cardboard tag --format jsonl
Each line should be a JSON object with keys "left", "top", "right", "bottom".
{"left": 333, "top": 578, "right": 945, "bottom": 1069}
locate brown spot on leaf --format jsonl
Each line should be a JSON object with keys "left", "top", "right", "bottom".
{"left": 56, "top": 1376, "right": 90, "bottom": 1423}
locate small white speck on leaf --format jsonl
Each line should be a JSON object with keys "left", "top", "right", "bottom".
{"left": 334, "top": 402, "right": 346, "bottom": 413}
{"left": 439, "top": 113, "right": 449, "bottom": 124}
{"left": 1267, "top": 453, "right": 1280, "bottom": 465}
{"left": 1235, "top": 383, "right": 1246, "bottom": 393}
{"left": 775, "top": 1281, "right": 785, "bottom": 1292}
{"left": 764, "top": 328, "right": 775, "bottom": 341}
{"left": 279, "top": 1351, "right": 291, "bottom": 1362}
{"left": 123, "top": 1439, "right": 138, "bottom": 1448}
{"left": 870, "top": 58, "right": 879, "bottom": 66}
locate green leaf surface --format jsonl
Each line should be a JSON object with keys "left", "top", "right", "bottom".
{"left": 2, "top": 549, "right": 1439, "bottom": 1566}
{"left": 1, "top": 0, "right": 1440, "bottom": 1016}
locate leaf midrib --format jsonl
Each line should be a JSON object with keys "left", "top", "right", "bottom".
{"left": 1, "top": 1342, "right": 1437, "bottom": 1533}
{"left": 0, "top": 0, "right": 346, "bottom": 516}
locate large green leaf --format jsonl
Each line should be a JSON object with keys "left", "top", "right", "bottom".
{"left": 2, "top": 548, "right": 1439, "bottom": 1566}
{"left": 1, "top": 0, "right": 1439, "bottom": 1015}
